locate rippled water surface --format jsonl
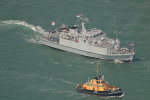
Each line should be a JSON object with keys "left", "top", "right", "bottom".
{"left": 0, "top": 0, "right": 150, "bottom": 100}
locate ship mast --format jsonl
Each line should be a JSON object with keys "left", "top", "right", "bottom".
{"left": 96, "top": 65, "right": 99, "bottom": 78}
{"left": 77, "top": 13, "right": 88, "bottom": 34}
{"left": 62, "top": 18, "right": 65, "bottom": 27}
{"left": 81, "top": 14, "right": 86, "bottom": 34}
{"left": 114, "top": 16, "right": 118, "bottom": 39}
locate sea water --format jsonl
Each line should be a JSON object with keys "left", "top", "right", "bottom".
{"left": 0, "top": 0, "right": 150, "bottom": 100}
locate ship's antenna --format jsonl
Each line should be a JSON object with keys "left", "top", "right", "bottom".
{"left": 62, "top": 18, "right": 65, "bottom": 26}
{"left": 78, "top": 15, "right": 79, "bottom": 26}
{"left": 114, "top": 16, "right": 118, "bottom": 39}
{"left": 96, "top": 65, "right": 99, "bottom": 78}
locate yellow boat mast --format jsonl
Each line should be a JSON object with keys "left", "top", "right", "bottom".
{"left": 96, "top": 65, "right": 99, "bottom": 78}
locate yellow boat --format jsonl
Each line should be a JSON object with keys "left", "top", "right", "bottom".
{"left": 76, "top": 65, "right": 123, "bottom": 97}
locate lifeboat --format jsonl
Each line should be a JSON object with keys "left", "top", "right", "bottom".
{"left": 76, "top": 65, "right": 123, "bottom": 97}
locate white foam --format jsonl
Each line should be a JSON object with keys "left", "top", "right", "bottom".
{"left": 59, "top": 79, "right": 78, "bottom": 85}
{"left": 0, "top": 20, "right": 46, "bottom": 44}
{"left": 98, "top": 92, "right": 125, "bottom": 98}
{"left": 1, "top": 20, "right": 45, "bottom": 34}
{"left": 23, "top": 36, "right": 41, "bottom": 44}
{"left": 90, "top": 62, "right": 94, "bottom": 64}
{"left": 26, "top": 38, "right": 37, "bottom": 43}
{"left": 54, "top": 62, "right": 58, "bottom": 64}
{"left": 114, "top": 60, "right": 124, "bottom": 63}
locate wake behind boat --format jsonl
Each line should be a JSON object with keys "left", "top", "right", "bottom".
{"left": 40, "top": 14, "right": 135, "bottom": 61}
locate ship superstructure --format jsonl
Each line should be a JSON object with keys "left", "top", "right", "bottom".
{"left": 40, "top": 14, "right": 135, "bottom": 61}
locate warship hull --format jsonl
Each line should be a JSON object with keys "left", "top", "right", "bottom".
{"left": 40, "top": 39, "right": 134, "bottom": 61}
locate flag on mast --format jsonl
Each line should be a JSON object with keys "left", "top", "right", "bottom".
{"left": 52, "top": 21, "right": 55, "bottom": 25}
{"left": 129, "top": 43, "right": 133, "bottom": 46}
{"left": 77, "top": 15, "right": 80, "bottom": 18}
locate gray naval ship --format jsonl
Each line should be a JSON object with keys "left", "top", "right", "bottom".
{"left": 40, "top": 14, "right": 135, "bottom": 61}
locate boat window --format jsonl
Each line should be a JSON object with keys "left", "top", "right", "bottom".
{"left": 97, "top": 81, "right": 101, "bottom": 83}
{"left": 102, "top": 81, "right": 105, "bottom": 84}
{"left": 96, "top": 81, "right": 99, "bottom": 84}
{"left": 99, "top": 32, "right": 103, "bottom": 35}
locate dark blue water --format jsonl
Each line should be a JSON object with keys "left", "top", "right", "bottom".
{"left": 0, "top": 0, "right": 150, "bottom": 100}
